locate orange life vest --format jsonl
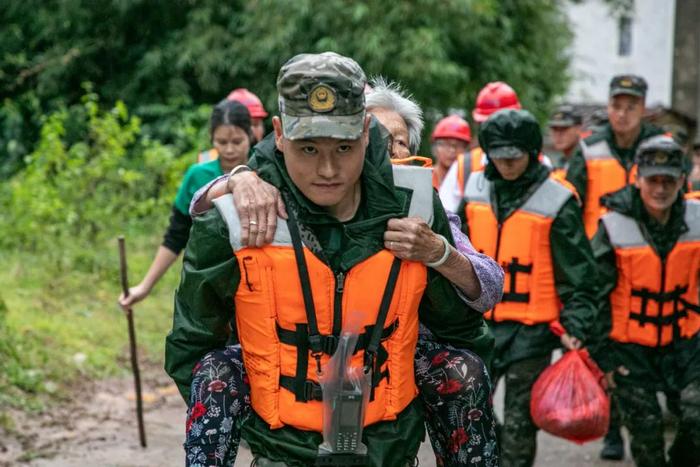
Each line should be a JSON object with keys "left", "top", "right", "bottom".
{"left": 602, "top": 200, "right": 700, "bottom": 347}
{"left": 465, "top": 172, "right": 575, "bottom": 324}
{"left": 686, "top": 191, "right": 700, "bottom": 201}
{"left": 452, "top": 149, "right": 486, "bottom": 197}
{"left": 579, "top": 138, "right": 637, "bottom": 238}
{"left": 197, "top": 148, "right": 219, "bottom": 163}
{"left": 212, "top": 166, "right": 430, "bottom": 432}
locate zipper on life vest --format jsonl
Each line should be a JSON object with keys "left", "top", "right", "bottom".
{"left": 492, "top": 223, "right": 504, "bottom": 321}
{"left": 332, "top": 271, "right": 345, "bottom": 337}
{"left": 657, "top": 258, "right": 667, "bottom": 347}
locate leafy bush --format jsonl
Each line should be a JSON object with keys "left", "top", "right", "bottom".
{"left": 0, "top": 90, "right": 208, "bottom": 271}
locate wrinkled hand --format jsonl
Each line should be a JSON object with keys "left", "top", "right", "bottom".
{"left": 604, "top": 366, "right": 630, "bottom": 389}
{"left": 229, "top": 171, "right": 287, "bottom": 247}
{"left": 560, "top": 333, "right": 582, "bottom": 351}
{"left": 383, "top": 217, "right": 446, "bottom": 264}
{"left": 118, "top": 283, "right": 150, "bottom": 312}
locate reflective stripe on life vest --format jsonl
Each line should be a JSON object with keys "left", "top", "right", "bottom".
{"left": 602, "top": 200, "right": 700, "bottom": 347}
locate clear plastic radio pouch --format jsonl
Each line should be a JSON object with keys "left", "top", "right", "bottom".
{"left": 317, "top": 330, "right": 371, "bottom": 457}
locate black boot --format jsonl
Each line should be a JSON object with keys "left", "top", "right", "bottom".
{"left": 600, "top": 428, "right": 624, "bottom": 461}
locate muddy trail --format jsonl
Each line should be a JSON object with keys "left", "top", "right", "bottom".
{"left": 1, "top": 367, "right": 636, "bottom": 467}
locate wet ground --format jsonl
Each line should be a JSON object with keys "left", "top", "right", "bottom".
{"left": 0, "top": 367, "right": 640, "bottom": 467}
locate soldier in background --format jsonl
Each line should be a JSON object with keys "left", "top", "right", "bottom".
{"left": 566, "top": 74, "right": 664, "bottom": 239}
{"left": 548, "top": 105, "right": 583, "bottom": 179}
{"left": 590, "top": 136, "right": 700, "bottom": 467}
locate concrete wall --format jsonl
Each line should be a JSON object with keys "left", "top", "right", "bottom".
{"left": 564, "top": 0, "right": 676, "bottom": 107}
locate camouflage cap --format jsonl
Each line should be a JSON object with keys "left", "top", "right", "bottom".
{"left": 548, "top": 104, "right": 582, "bottom": 128}
{"left": 277, "top": 52, "right": 367, "bottom": 140}
{"left": 609, "top": 74, "right": 647, "bottom": 99}
{"left": 635, "top": 135, "right": 686, "bottom": 178}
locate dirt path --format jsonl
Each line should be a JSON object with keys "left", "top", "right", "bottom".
{"left": 1, "top": 369, "right": 636, "bottom": 466}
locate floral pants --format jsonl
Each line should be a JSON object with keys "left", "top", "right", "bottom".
{"left": 184, "top": 337, "right": 497, "bottom": 467}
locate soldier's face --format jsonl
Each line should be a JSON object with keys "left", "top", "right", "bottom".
{"left": 549, "top": 125, "right": 581, "bottom": 153}
{"left": 608, "top": 95, "right": 645, "bottom": 135}
{"left": 273, "top": 116, "right": 369, "bottom": 220}
{"left": 636, "top": 174, "right": 685, "bottom": 214}
{"left": 491, "top": 153, "right": 530, "bottom": 181}
{"left": 370, "top": 108, "right": 411, "bottom": 159}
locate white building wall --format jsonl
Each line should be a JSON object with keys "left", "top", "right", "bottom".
{"left": 564, "top": 0, "right": 675, "bottom": 107}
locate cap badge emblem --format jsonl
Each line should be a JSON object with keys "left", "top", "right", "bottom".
{"left": 654, "top": 152, "right": 669, "bottom": 164}
{"left": 308, "top": 84, "right": 336, "bottom": 113}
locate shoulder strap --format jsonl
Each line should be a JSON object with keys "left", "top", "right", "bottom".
{"left": 364, "top": 256, "right": 402, "bottom": 399}
{"left": 392, "top": 164, "right": 434, "bottom": 226}
{"left": 520, "top": 177, "right": 574, "bottom": 218}
{"left": 285, "top": 209, "right": 324, "bottom": 363}
{"left": 679, "top": 200, "right": 700, "bottom": 242}
{"left": 601, "top": 211, "right": 647, "bottom": 248}
{"left": 580, "top": 138, "right": 613, "bottom": 160}
{"left": 464, "top": 170, "right": 490, "bottom": 204}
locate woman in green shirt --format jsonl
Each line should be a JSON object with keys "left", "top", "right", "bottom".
{"left": 118, "top": 99, "right": 253, "bottom": 311}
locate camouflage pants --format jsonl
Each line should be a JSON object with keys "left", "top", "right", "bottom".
{"left": 614, "top": 378, "right": 700, "bottom": 467}
{"left": 491, "top": 354, "right": 551, "bottom": 467}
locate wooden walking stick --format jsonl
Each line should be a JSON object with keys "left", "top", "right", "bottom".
{"left": 118, "top": 236, "right": 147, "bottom": 448}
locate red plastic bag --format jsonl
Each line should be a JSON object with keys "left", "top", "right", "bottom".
{"left": 530, "top": 349, "right": 610, "bottom": 444}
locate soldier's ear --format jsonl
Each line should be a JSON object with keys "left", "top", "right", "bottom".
{"left": 272, "top": 117, "right": 285, "bottom": 153}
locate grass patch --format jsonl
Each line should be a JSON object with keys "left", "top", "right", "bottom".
{"left": 0, "top": 226, "right": 180, "bottom": 412}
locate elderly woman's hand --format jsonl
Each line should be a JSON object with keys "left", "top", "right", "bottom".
{"left": 383, "top": 217, "right": 446, "bottom": 263}
{"left": 228, "top": 171, "right": 287, "bottom": 247}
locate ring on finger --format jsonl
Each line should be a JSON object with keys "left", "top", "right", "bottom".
{"left": 249, "top": 220, "right": 258, "bottom": 225}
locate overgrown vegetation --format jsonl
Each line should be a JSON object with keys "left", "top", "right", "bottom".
{"left": 0, "top": 95, "right": 208, "bottom": 410}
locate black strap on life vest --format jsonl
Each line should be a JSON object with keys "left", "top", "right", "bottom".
{"left": 285, "top": 208, "right": 403, "bottom": 402}
{"left": 364, "top": 257, "right": 402, "bottom": 401}
{"left": 277, "top": 320, "right": 399, "bottom": 356}
{"left": 501, "top": 257, "right": 533, "bottom": 303}
{"left": 287, "top": 209, "right": 324, "bottom": 401}
{"left": 630, "top": 285, "right": 689, "bottom": 346}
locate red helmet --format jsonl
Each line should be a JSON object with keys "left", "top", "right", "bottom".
{"left": 431, "top": 115, "right": 471, "bottom": 143}
{"left": 226, "top": 88, "right": 268, "bottom": 118}
{"left": 472, "top": 81, "right": 521, "bottom": 123}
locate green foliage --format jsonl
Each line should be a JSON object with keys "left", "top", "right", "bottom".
{"left": 0, "top": 236, "right": 179, "bottom": 411}
{"left": 0, "top": 92, "right": 205, "bottom": 272}
{"left": 1, "top": 0, "right": 573, "bottom": 175}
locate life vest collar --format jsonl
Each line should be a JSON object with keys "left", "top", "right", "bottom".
{"left": 465, "top": 171, "right": 572, "bottom": 219}
{"left": 580, "top": 139, "right": 614, "bottom": 160}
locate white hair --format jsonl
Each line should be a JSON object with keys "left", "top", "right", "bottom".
{"left": 366, "top": 76, "right": 424, "bottom": 154}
